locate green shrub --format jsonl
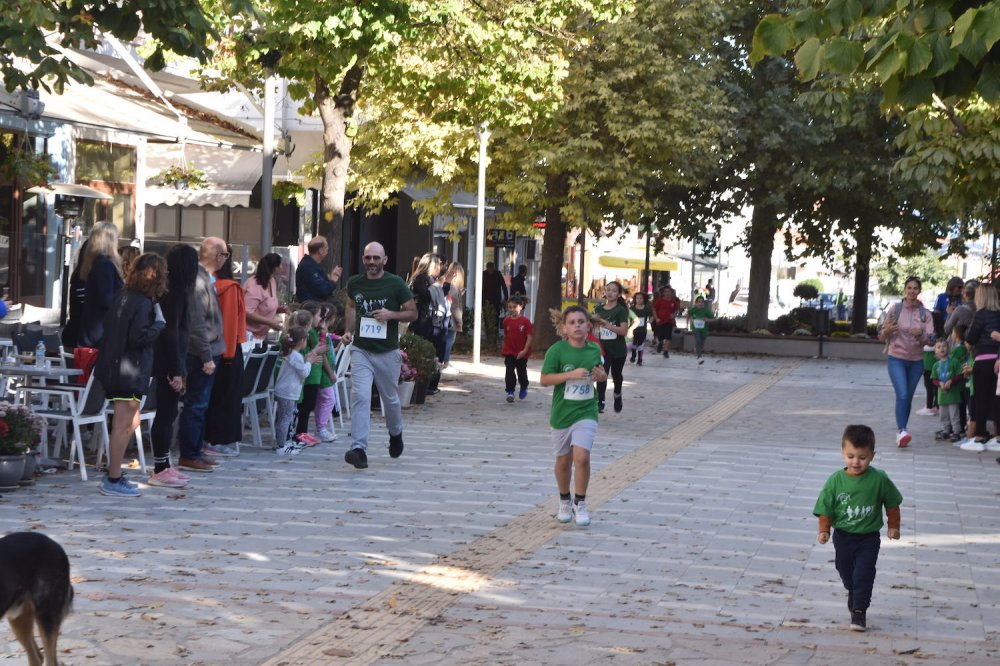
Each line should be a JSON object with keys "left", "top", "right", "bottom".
{"left": 790, "top": 307, "right": 817, "bottom": 328}
{"left": 399, "top": 332, "right": 438, "bottom": 378}
{"left": 793, "top": 328, "right": 812, "bottom": 336}
{"left": 707, "top": 315, "right": 746, "bottom": 333}
{"left": 771, "top": 314, "right": 798, "bottom": 335}
{"left": 793, "top": 281, "right": 820, "bottom": 300}
{"left": 867, "top": 323, "right": 878, "bottom": 337}
{"left": 831, "top": 331, "right": 851, "bottom": 338}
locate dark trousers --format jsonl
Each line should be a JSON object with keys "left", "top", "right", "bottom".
{"left": 296, "top": 383, "right": 319, "bottom": 434}
{"left": 150, "top": 376, "right": 181, "bottom": 468}
{"left": 504, "top": 355, "right": 528, "bottom": 392}
{"left": 177, "top": 354, "right": 220, "bottom": 460}
{"left": 922, "top": 369, "right": 937, "bottom": 409}
{"left": 972, "top": 360, "right": 999, "bottom": 437}
{"left": 959, "top": 384, "right": 970, "bottom": 432}
{"left": 597, "top": 356, "right": 626, "bottom": 403}
{"left": 833, "top": 529, "right": 880, "bottom": 612}
{"left": 205, "top": 346, "right": 244, "bottom": 445}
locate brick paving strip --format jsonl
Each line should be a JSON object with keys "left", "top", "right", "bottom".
{"left": 262, "top": 360, "right": 801, "bottom": 664}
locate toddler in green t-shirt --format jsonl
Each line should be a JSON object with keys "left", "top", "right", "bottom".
{"left": 814, "top": 424, "right": 902, "bottom": 633}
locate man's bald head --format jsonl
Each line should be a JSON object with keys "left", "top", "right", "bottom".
{"left": 364, "top": 242, "right": 386, "bottom": 259}
{"left": 363, "top": 242, "right": 388, "bottom": 278}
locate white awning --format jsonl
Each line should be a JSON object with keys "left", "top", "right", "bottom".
{"left": 145, "top": 142, "right": 262, "bottom": 208}
{"left": 144, "top": 188, "right": 252, "bottom": 207}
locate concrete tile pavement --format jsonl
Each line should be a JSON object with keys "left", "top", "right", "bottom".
{"left": 0, "top": 351, "right": 998, "bottom": 664}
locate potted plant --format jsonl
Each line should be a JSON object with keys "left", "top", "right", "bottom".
{"left": 399, "top": 332, "right": 438, "bottom": 404}
{"left": 0, "top": 401, "right": 44, "bottom": 491}
{"left": 0, "top": 148, "right": 57, "bottom": 187}
{"left": 152, "top": 164, "right": 207, "bottom": 189}
{"left": 398, "top": 350, "right": 418, "bottom": 407}
{"left": 272, "top": 180, "right": 306, "bottom": 207}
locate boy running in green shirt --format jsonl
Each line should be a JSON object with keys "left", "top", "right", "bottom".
{"left": 814, "top": 424, "right": 902, "bottom": 632}
{"left": 687, "top": 295, "right": 713, "bottom": 364}
{"left": 540, "top": 305, "right": 607, "bottom": 526}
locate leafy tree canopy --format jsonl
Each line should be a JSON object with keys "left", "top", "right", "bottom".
{"left": 0, "top": 0, "right": 252, "bottom": 92}
{"left": 873, "top": 248, "right": 951, "bottom": 296}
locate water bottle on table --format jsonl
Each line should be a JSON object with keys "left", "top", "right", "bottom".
{"left": 35, "top": 339, "right": 48, "bottom": 369}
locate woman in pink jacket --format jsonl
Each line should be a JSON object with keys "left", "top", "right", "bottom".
{"left": 878, "top": 276, "right": 936, "bottom": 448}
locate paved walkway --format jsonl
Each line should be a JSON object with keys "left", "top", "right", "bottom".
{"left": 2, "top": 351, "right": 1000, "bottom": 665}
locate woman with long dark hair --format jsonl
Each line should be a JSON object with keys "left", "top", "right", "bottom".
{"left": 204, "top": 245, "right": 247, "bottom": 457}
{"left": 148, "top": 244, "right": 199, "bottom": 488}
{"left": 94, "top": 253, "right": 167, "bottom": 497}
{"left": 245, "top": 252, "right": 286, "bottom": 341}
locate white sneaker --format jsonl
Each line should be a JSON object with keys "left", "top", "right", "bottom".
{"left": 984, "top": 438, "right": 1000, "bottom": 452}
{"left": 556, "top": 499, "right": 573, "bottom": 523}
{"left": 915, "top": 407, "right": 936, "bottom": 416}
{"left": 896, "top": 430, "right": 911, "bottom": 448}
{"left": 320, "top": 427, "right": 339, "bottom": 442}
{"left": 573, "top": 501, "right": 591, "bottom": 527}
{"left": 955, "top": 437, "right": 972, "bottom": 448}
{"left": 960, "top": 439, "right": 987, "bottom": 452}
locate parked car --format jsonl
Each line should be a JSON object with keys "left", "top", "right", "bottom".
{"left": 722, "top": 288, "right": 790, "bottom": 321}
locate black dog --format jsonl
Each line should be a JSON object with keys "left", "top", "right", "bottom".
{"left": 0, "top": 532, "right": 73, "bottom": 666}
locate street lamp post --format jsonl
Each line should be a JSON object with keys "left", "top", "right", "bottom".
{"left": 472, "top": 123, "right": 491, "bottom": 365}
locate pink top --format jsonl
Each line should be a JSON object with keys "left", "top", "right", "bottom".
{"left": 244, "top": 277, "right": 279, "bottom": 340}
{"left": 880, "top": 301, "right": 935, "bottom": 361}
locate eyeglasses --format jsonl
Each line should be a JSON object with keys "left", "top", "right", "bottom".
{"left": 363, "top": 255, "right": 382, "bottom": 261}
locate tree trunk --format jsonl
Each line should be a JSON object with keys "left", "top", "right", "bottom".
{"left": 746, "top": 203, "right": 776, "bottom": 331}
{"left": 534, "top": 173, "right": 570, "bottom": 351}
{"left": 315, "top": 64, "right": 364, "bottom": 268}
{"left": 851, "top": 221, "right": 874, "bottom": 334}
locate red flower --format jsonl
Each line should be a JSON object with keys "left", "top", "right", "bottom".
{"left": 0, "top": 419, "right": 9, "bottom": 438}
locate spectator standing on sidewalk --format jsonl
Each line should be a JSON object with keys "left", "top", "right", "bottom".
{"left": 943, "top": 280, "right": 977, "bottom": 338}
{"left": 540, "top": 305, "right": 607, "bottom": 527}
{"left": 203, "top": 246, "right": 247, "bottom": 458}
{"left": 510, "top": 265, "right": 528, "bottom": 296}
{"left": 295, "top": 236, "right": 342, "bottom": 303}
{"left": 814, "top": 424, "right": 902, "bottom": 633}
{"left": 482, "top": 261, "right": 508, "bottom": 332}
{"left": 148, "top": 244, "right": 199, "bottom": 488}
{"left": 245, "top": 253, "right": 288, "bottom": 342}
{"left": 341, "top": 242, "right": 417, "bottom": 470}
{"left": 442, "top": 262, "right": 466, "bottom": 372}
{"left": 78, "top": 222, "right": 124, "bottom": 348}
{"left": 94, "top": 253, "right": 167, "bottom": 497}
{"left": 962, "top": 282, "right": 1000, "bottom": 451}
{"left": 176, "top": 237, "right": 227, "bottom": 473}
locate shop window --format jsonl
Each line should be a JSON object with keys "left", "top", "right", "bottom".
{"left": 76, "top": 141, "right": 136, "bottom": 183}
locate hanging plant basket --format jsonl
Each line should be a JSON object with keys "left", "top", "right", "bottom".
{"left": 0, "top": 149, "right": 56, "bottom": 187}
{"left": 152, "top": 165, "right": 207, "bottom": 189}
{"left": 272, "top": 180, "right": 306, "bottom": 207}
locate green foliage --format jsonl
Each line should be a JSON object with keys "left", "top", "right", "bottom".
{"left": 0, "top": 147, "right": 56, "bottom": 187}
{"left": 873, "top": 249, "right": 951, "bottom": 296}
{"left": 0, "top": 401, "right": 44, "bottom": 454}
{"left": 0, "top": 0, "right": 254, "bottom": 93}
{"left": 790, "top": 306, "right": 817, "bottom": 328}
{"left": 398, "top": 332, "right": 437, "bottom": 379}
{"left": 151, "top": 165, "right": 207, "bottom": 189}
{"left": 771, "top": 314, "right": 799, "bottom": 335}
{"left": 793, "top": 281, "right": 821, "bottom": 300}
{"left": 706, "top": 315, "right": 747, "bottom": 333}
{"left": 272, "top": 180, "right": 306, "bottom": 207}
{"left": 830, "top": 331, "right": 851, "bottom": 337}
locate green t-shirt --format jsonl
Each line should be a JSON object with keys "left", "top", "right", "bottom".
{"left": 541, "top": 339, "right": 602, "bottom": 429}
{"left": 347, "top": 272, "right": 415, "bottom": 353}
{"left": 593, "top": 302, "right": 635, "bottom": 359}
{"left": 304, "top": 328, "right": 322, "bottom": 385}
{"left": 813, "top": 466, "right": 903, "bottom": 534}
{"left": 688, "top": 306, "right": 713, "bottom": 337}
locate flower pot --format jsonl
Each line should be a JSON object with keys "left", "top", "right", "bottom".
{"left": 19, "top": 451, "right": 37, "bottom": 486}
{"left": 398, "top": 381, "right": 415, "bottom": 407}
{"left": 0, "top": 454, "right": 26, "bottom": 492}
{"left": 412, "top": 378, "right": 428, "bottom": 405}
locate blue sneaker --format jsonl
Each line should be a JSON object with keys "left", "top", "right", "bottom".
{"left": 518, "top": 387, "right": 527, "bottom": 400}
{"left": 100, "top": 474, "right": 141, "bottom": 497}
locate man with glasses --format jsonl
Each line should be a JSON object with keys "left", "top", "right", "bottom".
{"left": 177, "top": 237, "right": 227, "bottom": 473}
{"left": 296, "top": 236, "right": 343, "bottom": 303}
{"left": 341, "top": 242, "right": 417, "bottom": 469}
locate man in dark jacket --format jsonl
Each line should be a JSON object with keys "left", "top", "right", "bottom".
{"left": 510, "top": 265, "right": 528, "bottom": 296}
{"left": 176, "top": 237, "right": 227, "bottom": 473}
{"left": 295, "top": 236, "right": 342, "bottom": 303}
{"left": 482, "top": 262, "right": 507, "bottom": 331}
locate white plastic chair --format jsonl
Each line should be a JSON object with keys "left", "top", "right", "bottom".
{"left": 333, "top": 342, "right": 353, "bottom": 424}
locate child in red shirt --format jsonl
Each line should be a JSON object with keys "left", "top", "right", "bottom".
{"left": 502, "top": 295, "right": 534, "bottom": 402}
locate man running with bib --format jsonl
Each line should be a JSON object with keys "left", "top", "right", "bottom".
{"left": 342, "top": 242, "right": 418, "bottom": 469}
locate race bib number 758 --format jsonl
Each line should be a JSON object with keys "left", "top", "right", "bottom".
{"left": 564, "top": 378, "right": 593, "bottom": 401}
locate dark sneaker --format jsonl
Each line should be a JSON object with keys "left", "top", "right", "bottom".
{"left": 613, "top": 393, "right": 622, "bottom": 413}
{"left": 629, "top": 352, "right": 636, "bottom": 363}
{"left": 934, "top": 430, "right": 949, "bottom": 440}
{"left": 506, "top": 392, "right": 515, "bottom": 403}
{"left": 662, "top": 351, "right": 669, "bottom": 358}
{"left": 636, "top": 356, "right": 642, "bottom": 366}
{"left": 598, "top": 401, "right": 605, "bottom": 414}
{"left": 849, "top": 610, "right": 866, "bottom": 632}
{"left": 389, "top": 433, "right": 404, "bottom": 458}
{"left": 345, "top": 447, "right": 368, "bottom": 469}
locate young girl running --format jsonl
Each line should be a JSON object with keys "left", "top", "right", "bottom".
{"left": 628, "top": 292, "right": 651, "bottom": 366}
{"left": 274, "top": 326, "right": 324, "bottom": 453}
{"left": 502, "top": 294, "right": 534, "bottom": 402}
{"left": 541, "top": 305, "right": 607, "bottom": 526}
{"left": 593, "top": 281, "right": 635, "bottom": 413}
